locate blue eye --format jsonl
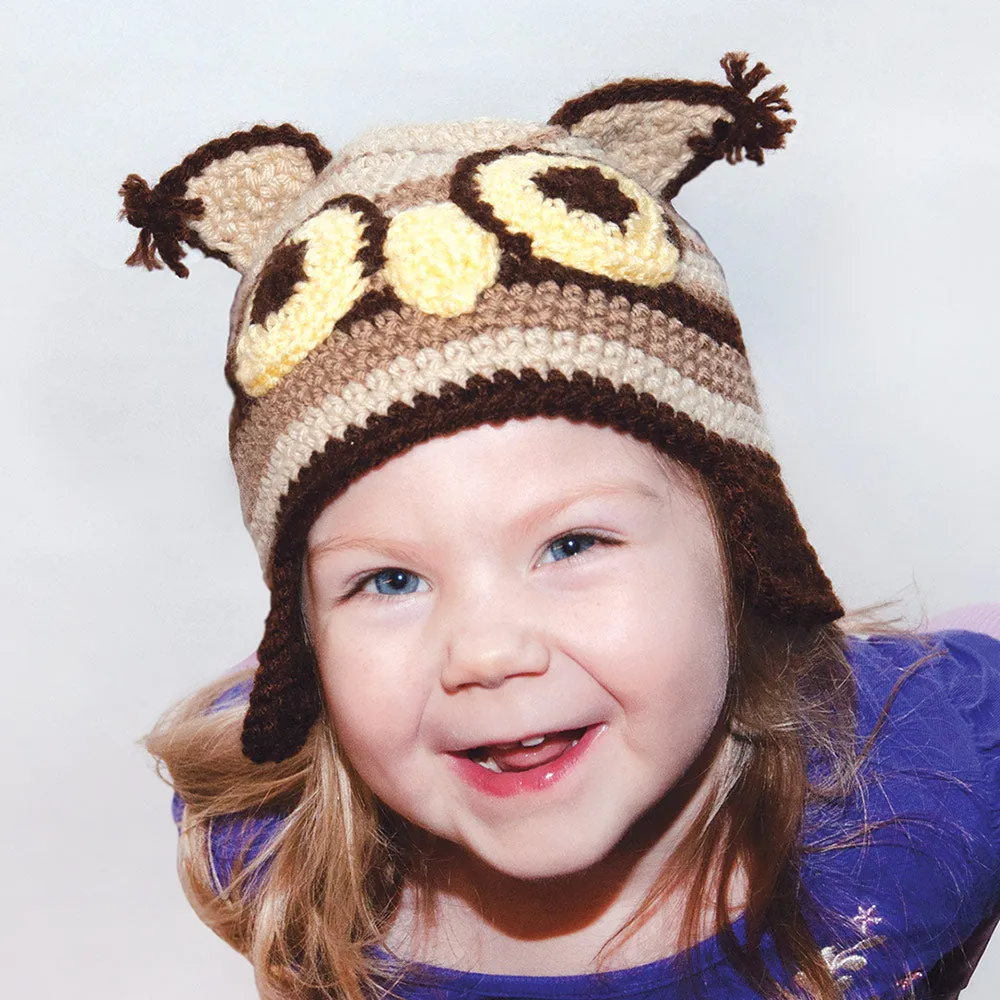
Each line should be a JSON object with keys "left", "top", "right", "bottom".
{"left": 545, "top": 533, "right": 598, "bottom": 563}
{"left": 363, "top": 568, "right": 423, "bottom": 596}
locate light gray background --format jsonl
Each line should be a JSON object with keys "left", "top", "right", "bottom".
{"left": 3, "top": 1, "right": 998, "bottom": 996}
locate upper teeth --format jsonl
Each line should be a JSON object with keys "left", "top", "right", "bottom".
{"left": 520, "top": 735, "right": 545, "bottom": 747}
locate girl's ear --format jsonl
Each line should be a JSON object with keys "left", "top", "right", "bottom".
{"left": 549, "top": 52, "right": 794, "bottom": 200}
{"left": 119, "top": 124, "right": 332, "bottom": 278}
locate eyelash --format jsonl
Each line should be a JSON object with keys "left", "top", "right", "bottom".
{"left": 343, "top": 531, "right": 620, "bottom": 601}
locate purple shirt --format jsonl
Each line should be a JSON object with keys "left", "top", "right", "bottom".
{"left": 178, "top": 630, "right": 1000, "bottom": 998}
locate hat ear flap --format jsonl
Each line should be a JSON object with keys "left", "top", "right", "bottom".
{"left": 120, "top": 124, "right": 332, "bottom": 278}
{"left": 549, "top": 52, "right": 794, "bottom": 200}
{"left": 241, "top": 556, "right": 321, "bottom": 764}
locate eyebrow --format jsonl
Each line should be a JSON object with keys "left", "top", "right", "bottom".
{"left": 510, "top": 479, "right": 664, "bottom": 543}
{"left": 308, "top": 529, "right": 427, "bottom": 566}
{"left": 307, "top": 479, "right": 665, "bottom": 564}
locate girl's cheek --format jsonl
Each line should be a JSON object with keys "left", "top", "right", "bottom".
{"left": 321, "top": 684, "right": 393, "bottom": 776}
{"left": 316, "top": 632, "right": 418, "bottom": 731}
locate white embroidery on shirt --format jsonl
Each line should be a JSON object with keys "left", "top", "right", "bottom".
{"left": 813, "top": 904, "right": 886, "bottom": 996}
{"left": 813, "top": 904, "right": 926, "bottom": 999}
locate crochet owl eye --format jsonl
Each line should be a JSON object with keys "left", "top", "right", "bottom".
{"left": 452, "top": 150, "right": 679, "bottom": 286}
{"left": 235, "top": 195, "right": 387, "bottom": 397}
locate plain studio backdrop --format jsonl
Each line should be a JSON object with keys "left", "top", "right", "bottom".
{"left": 2, "top": 2, "right": 998, "bottom": 997}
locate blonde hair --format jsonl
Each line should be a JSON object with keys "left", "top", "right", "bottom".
{"left": 147, "top": 671, "right": 399, "bottom": 999}
{"left": 146, "top": 465, "right": 864, "bottom": 1000}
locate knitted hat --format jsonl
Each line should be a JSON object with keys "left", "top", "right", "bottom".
{"left": 122, "top": 53, "right": 842, "bottom": 765}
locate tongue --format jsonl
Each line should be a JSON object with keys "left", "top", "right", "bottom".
{"left": 486, "top": 731, "right": 581, "bottom": 773}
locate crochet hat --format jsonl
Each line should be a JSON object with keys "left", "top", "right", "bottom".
{"left": 122, "top": 53, "right": 842, "bottom": 765}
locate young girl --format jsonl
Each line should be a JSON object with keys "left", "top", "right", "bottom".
{"left": 123, "top": 54, "right": 1000, "bottom": 999}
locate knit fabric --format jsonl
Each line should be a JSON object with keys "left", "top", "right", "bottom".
{"left": 122, "top": 53, "right": 842, "bottom": 763}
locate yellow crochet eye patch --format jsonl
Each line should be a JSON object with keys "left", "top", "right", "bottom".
{"left": 235, "top": 196, "right": 386, "bottom": 397}
{"left": 466, "top": 151, "right": 679, "bottom": 286}
{"left": 383, "top": 202, "right": 500, "bottom": 318}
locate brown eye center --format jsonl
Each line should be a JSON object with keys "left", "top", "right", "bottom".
{"left": 250, "top": 240, "right": 309, "bottom": 325}
{"left": 533, "top": 165, "right": 638, "bottom": 232}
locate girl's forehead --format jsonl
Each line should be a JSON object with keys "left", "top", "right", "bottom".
{"left": 308, "top": 418, "right": 701, "bottom": 539}
{"left": 413, "top": 417, "right": 662, "bottom": 466}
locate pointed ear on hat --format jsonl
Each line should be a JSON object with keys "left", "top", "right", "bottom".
{"left": 549, "top": 52, "right": 794, "bottom": 200}
{"left": 119, "top": 124, "right": 332, "bottom": 278}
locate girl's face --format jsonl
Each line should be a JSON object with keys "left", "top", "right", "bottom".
{"left": 304, "top": 418, "right": 730, "bottom": 881}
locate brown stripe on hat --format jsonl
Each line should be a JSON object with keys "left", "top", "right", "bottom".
{"left": 494, "top": 256, "right": 744, "bottom": 350}
{"left": 372, "top": 175, "right": 454, "bottom": 214}
{"left": 229, "top": 282, "right": 762, "bottom": 529}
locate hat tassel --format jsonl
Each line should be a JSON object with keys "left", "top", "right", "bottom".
{"left": 118, "top": 173, "right": 203, "bottom": 279}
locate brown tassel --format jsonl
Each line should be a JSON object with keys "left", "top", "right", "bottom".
{"left": 694, "top": 52, "right": 796, "bottom": 167}
{"left": 721, "top": 51, "right": 772, "bottom": 97}
{"left": 118, "top": 173, "right": 203, "bottom": 279}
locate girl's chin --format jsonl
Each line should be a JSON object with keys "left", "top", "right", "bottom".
{"left": 474, "top": 850, "right": 607, "bottom": 882}
{"left": 445, "top": 824, "right": 633, "bottom": 883}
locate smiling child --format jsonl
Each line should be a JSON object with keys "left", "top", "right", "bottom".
{"left": 126, "top": 54, "right": 1000, "bottom": 1000}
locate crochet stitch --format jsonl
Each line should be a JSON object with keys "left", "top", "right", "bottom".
{"left": 122, "top": 52, "right": 842, "bottom": 764}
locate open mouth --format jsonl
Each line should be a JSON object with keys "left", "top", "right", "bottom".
{"left": 462, "top": 728, "right": 589, "bottom": 774}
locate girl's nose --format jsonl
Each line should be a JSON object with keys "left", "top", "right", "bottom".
{"left": 440, "top": 618, "right": 550, "bottom": 691}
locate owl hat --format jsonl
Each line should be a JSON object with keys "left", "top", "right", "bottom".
{"left": 122, "top": 53, "right": 842, "bottom": 765}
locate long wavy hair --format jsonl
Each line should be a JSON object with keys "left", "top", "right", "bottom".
{"left": 146, "top": 464, "right": 862, "bottom": 1000}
